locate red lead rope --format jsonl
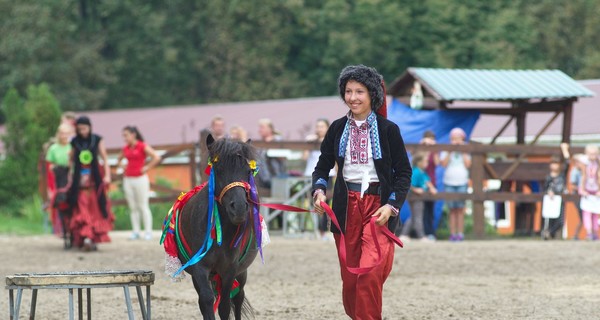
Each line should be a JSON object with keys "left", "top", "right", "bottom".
{"left": 254, "top": 202, "right": 403, "bottom": 275}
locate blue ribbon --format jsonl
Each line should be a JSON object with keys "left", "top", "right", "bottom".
{"left": 174, "top": 166, "right": 216, "bottom": 276}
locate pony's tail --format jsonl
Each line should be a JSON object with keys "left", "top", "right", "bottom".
{"left": 229, "top": 297, "right": 255, "bottom": 319}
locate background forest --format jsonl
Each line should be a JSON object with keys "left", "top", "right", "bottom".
{"left": 1, "top": 0, "right": 600, "bottom": 115}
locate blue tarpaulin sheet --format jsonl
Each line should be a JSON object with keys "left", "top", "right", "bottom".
{"left": 388, "top": 99, "right": 480, "bottom": 232}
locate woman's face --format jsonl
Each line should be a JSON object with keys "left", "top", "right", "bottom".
{"left": 122, "top": 129, "right": 136, "bottom": 144}
{"left": 315, "top": 120, "right": 329, "bottom": 138}
{"left": 76, "top": 124, "right": 90, "bottom": 138}
{"left": 258, "top": 123, "right": 272, "bottom": 139}
{"left": 344, "top": 80, "right": 371, "bottom": 120}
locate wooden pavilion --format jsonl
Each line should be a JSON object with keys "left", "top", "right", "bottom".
{"left": 388, "top": 68, "right": 594, "bottom": 237}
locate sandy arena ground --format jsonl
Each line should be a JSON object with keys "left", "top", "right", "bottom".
{"left": 1, "top": 231, "right": 599, "bottom": 319}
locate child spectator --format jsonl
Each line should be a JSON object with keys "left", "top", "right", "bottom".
{"left": 579, "top": 144, "right": 600, "bottom": 241}
{"left": 399, "top": 153, "right": 437, "bottom": 242}
{"left": 440, "top": 127, "right": 471, "bottom": 242}
{"left": 541, "top": 143, "right": 571, "bottom": 240}
{"left": 571, "top": 154, "right": 587, "bottom": 240}
{"left": 420, "top": 130, "right": 439, "bottom": 240}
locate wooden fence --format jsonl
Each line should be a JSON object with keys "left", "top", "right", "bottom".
{"left": 40, "top": 139, "right": 582, "bottom": 238}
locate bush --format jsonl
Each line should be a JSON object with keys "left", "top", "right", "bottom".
{"left": 0, "top": 85, "right": 62, "bottom": 207}
{"left": 0, "top": 195, "right": 46, "bottom": 235}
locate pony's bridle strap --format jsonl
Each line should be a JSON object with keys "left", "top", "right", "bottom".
{"left": 216, "top": 182, "right": 250, "bottom": 203}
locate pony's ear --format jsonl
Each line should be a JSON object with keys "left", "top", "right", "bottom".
{"left": 246, "top": 139, "right": 252, "bottom": 145}
{"left": 206, "top": 134, "right": 215, "bottom": 147}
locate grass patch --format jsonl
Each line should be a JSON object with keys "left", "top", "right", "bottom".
{"left": 0, "top": 195, "right": 46, "bottom": 235}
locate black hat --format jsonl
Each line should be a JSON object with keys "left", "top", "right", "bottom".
{"left": 338, "top": 65, "right": 387, "bottom": 117}
{"left": 76, "top": 116, "right": 91, "bottom": 126}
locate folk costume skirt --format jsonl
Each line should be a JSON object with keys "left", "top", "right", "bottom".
{"left": 333, "top": 191, "right": 395, "bottom": 320}
{"left": 70, "top": 187, "right": 114, "bottom": 247}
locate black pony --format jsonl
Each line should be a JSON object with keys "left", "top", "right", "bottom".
{"left": 178, "top": 135, "right": 259, "bottom": 320}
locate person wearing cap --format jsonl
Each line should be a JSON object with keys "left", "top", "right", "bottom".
{"left": 67, "top": 116, "right": 114, "bottom": 251}
{"left": 440, "top": 127, "right": 471, "bottom": 242}
{"left": 312, "top": 65, "right": 411, "bottom": 319}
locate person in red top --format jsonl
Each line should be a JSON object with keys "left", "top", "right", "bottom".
{"left": 116, "top": 126, "right": 161, "bottom": 240}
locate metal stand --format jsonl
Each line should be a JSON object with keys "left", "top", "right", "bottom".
{"left": 6, "top": 270, "right": 154, "bottom": 320}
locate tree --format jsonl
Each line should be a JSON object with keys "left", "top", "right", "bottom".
{"left": 0, "top": 85, "right": 61, "bottom": 206}
{"left": 0, "top": 0, "right": 115, "bottom": 110}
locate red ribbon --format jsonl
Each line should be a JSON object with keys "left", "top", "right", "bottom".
{"left": 253, "top": 202, "right": 403, "bottom": 275}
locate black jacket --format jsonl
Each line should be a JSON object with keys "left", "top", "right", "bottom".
{"left": 312, "top": 113, "right": 412, "bottom": 234}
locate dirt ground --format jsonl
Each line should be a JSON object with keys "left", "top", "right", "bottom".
{"left": 2, "top": 231, "right": 600, "bottom": 319}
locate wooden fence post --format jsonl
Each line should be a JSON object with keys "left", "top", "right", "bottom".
{"left": 471, "top": 152, "right": 486, "bottom": 238}
{"left": 199, "top": 129, "right": 210, "bottom": 183}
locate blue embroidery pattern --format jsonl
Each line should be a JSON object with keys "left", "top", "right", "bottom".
{"left": 316, "top": 178, "right": 328, "bottom": 188}
{"left": 388, "top": 192, "right": 396, "bottom": 201}
{"left": 338, "top": 111, "right": 382, "bottom": 160}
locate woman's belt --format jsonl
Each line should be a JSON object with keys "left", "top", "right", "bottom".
{"left": 346, "top": 182, "right": 380, "bottom": 195}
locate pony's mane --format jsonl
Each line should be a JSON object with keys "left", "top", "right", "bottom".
{"left": 209, "top": 138, "right": 256, "bottom": 169}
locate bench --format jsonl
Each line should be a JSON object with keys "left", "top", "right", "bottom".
{"left": 6, "top": 270, "right": 154, "bottom": 320}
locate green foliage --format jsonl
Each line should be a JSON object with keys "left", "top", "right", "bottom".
{"left": 0, "top": 84, "right": 62, "bottom": 206}
{"left": 0, "top": 0, "right": 600, "bottom": 111}
{"left": 0, "top": 195, "right": 46, "bottom": 235}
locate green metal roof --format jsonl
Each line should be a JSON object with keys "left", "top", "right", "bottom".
{"left": 403, "top": 68, "right": 594, "bottom": 101}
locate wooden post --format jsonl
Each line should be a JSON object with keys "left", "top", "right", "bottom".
{"left": 199, "top": 129, "right": 210, "bottom": 183}
{"left": 562, "top": 100, "right": 573, "bottom": 143}
{"left": 471, "top": 152, "right": 486, "bottom": 238}
{"left": 516, "top": 111, "right": 526, "bottom": 144}
{"left": 189, "top": 144, "right": 198, "bottom": 187}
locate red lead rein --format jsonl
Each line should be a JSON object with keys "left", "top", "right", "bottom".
{"left": 253, "top": 201, "right": 403, "bottom": 275}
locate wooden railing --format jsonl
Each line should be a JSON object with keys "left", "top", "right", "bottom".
{"left": 41, "top": 138, "right": 581, "bottom": 238}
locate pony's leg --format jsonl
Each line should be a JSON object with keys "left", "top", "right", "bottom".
{"left": 232, "top": 270, "right": 248, "bottom": 320}
{"left": 217, "top": 272, "right": 237, "bottom": 320}
{"left": 191, "top": 267, "right": 216, "bottom": 320}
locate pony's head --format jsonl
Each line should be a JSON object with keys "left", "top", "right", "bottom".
{"left": 206, "top": 134, "right": 257, "bottom": 225}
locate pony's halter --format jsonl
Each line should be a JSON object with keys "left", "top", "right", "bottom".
{"left": 215, "top": 181, "right": 251, "bottom": 204}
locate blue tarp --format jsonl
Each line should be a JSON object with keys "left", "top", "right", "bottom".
{"left": 387, "top": 99, "right": 480, "bottom": 231}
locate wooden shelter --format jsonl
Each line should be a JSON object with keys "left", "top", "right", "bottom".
{"left": 389, "top": 68, "right": 594, "bottom": 237}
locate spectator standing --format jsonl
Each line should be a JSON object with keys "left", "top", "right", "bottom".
{"left": 46, "top": 123, "right": 73, "bottom": 246}
{"left": 420, "top": 130, "right": 439, "bottom": 240}
{"left": 303, "top": 118, "right": 335, "bottom": 240}
{"left": 571, "top": 153, "right": 587, "bottom": 240}
{"left": 229, "top": 125, "right": 248, "bottom": 142}
{"left": 579, "top": 144, "right": 600, "bottom": 241}
{"left": 210, "top": 115, "right": 227, "bottom": 140}
{"left": 399, "top": 153, "right": 437, "bottom": 242}
{"left": 116, "top": 126, "right": 161, "bottom": 241}
{"left": 541, "top": 143, "right": 571, "bottom": 240}
{"left": 255, "top": 118, "right": 287, "bottom": 188}
{"left": 440, "top": 127, "right": 471, "bottom": 242}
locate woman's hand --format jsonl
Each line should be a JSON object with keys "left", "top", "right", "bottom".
{"left": 103, "top": 175, "right": 111, "bottom": 185}
{"left": 372, "top": 206, "right": 393, "bottom": 226}
{"left": 314, "top": 192, "right": 327, "bottom": 215}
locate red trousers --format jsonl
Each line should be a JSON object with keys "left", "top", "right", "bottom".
{"left": 334, "top": 191, "right": 395, "bottom": 320}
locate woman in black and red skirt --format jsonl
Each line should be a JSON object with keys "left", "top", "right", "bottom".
{"left": 312, "top": 65, "right": 411, "bottom": 319}
{"left": 67, "top": 116, "right": 114, "bottom": 251}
